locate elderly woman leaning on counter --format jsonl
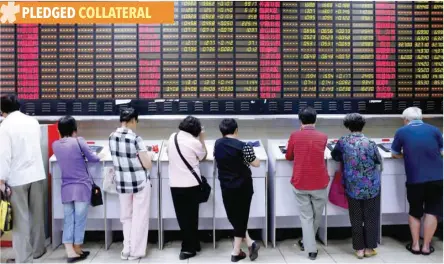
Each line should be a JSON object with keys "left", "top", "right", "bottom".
{"left": 52, "top": 116, "right": 106, "bottom": 263}
{"left": 166, "top": 116, "right": 207, "bottom": 260}
{"left": 331, "top": 113, "right": 383, "bottom": 259}
{"left": 214, "top": 119, "right": 261, "bottom": 262}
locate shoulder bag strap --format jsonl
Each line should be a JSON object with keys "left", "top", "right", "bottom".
{"left": 174, "top": 132, "right": 202, "bottom": 185}
{"left": 76, "top": 138, "right": 95, "bottom": 185}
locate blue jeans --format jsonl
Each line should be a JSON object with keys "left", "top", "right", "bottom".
{"left": 62, "top": 202, "right": 89, "bottom": 245}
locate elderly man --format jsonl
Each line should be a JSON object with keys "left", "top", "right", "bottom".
{"left": 0, "top": 95, "right": 47, "bottom": 263}
{"left": 391, "top": 107, "right": 443, "bottom": 256}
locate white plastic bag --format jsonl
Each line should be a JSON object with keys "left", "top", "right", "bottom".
{"left": 103, "top": 166, "right": 117, "bottom": 194}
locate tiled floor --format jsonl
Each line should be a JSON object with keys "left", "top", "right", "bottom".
{"left": 1, "top": 237, "right": 442, "bottom": 263}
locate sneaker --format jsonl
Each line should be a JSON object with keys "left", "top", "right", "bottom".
{"left": 127, "top": 256, "right": 141, "bottom": 261}
{"left": 121, "top": 251, "right": 130, "bottom": 260}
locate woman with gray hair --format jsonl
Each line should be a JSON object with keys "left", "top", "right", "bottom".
{"left": 331, "top": 113, "right": 383, "bottom": 259}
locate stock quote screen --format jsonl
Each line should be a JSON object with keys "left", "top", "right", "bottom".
{"left": 0, "top": 1, "right": 442, "bottom": 115}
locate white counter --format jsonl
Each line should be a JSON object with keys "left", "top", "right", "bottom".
{"left": 268, "top": 138, "right": 408, "bottom": 247}
{"left": 214, "top": 139, "right": 268, "bottom": 248}
{"left": 50, "top": 139, "right": 163, "bottom": 250}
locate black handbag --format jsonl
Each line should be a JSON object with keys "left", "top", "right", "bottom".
{"left": 76, "top": 138, "right": 103, "bottom": 207}
{"left": 174, "top": 133, "right": 211, "bottom": 203}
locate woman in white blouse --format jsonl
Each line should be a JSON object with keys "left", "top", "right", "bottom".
{"left": 167, "top": 116, "right": 207, "bottom": 260}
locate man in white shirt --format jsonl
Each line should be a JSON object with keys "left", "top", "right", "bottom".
{"left": 0, "top": 95, "right": 46, "bottom": 263}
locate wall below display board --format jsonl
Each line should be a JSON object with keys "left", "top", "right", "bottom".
{"left": 40, "top": 117, "right": 443, "bottom": 149}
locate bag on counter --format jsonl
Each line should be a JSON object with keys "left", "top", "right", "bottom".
{"left": 328, "top": 164, "right": 348, "bottom": 209}
{"left": 0, "top": 186, "right": 13, "bottom": 237}
{"left": 103, "top": 166, "right": 118, "bottom": 194}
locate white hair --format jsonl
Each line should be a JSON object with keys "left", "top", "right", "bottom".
{"left": 402, "top": 107, "right": 423, "bottom": 121}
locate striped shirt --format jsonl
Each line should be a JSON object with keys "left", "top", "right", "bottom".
{"left": 109, "top": 127, "right": 149, "bottom": 194}
{"left": 285, "top": 126, "right": 329, "bottom": 190}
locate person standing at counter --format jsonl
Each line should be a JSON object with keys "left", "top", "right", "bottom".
{"left": 391, "top": 107, "right": 443, "bottom": 256}
{"left": 109, "top": 108, "right": 153, "bottom": 260}
{"left": 285, "top": 106, "right": 329, "bottom": 260}
{"left": 0, "top": 95, "right": 47, "bottom": 263}
{"left": 214, "top": 119, "right": 261, "bottom": 262}
{"left": 52, "top": 116, "right": 104, "bottom": 262}
{"left": 167, "top": 116, "right": 207, "bottom": 260}
{"left": 331, "top": 113, "right": 383, "bottom": 259}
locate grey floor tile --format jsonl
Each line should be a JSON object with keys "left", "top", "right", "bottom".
{"left": 380, "top": 252, "right": 437, "bottom": 263}
{"left": 329, "top": 253, "right": 384, "bottom": 263}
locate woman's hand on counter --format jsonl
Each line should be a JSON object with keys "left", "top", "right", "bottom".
{"left": 98, "top": 151, "right": 107, "bottom": 161}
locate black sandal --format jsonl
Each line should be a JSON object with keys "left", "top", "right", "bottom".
{"left": 406, "top": 243, "right": 421, "bottom": 255}
{"left": 421, "top": 245, "right": 435, "bottom": 256}
{"left": 231, "top": 250, "right": 247, "bottom": 262}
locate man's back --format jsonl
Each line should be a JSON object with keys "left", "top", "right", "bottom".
{"left": 392, "top": 120, "right": 443, "bottom": 184}
{"left": 0, "top": 111, "right": 46, "bottom": 186}
{"left": 285, "top": 127, "right": 329, "bottom": 190}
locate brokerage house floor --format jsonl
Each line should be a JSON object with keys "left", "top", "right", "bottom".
{"left": 1, "top": 237, "right": 442, "bottom": 263}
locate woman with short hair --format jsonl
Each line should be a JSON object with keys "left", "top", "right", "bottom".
{"left": 52, "top": 116, "right": 103, "bottom": 262}
{"left": 167, "top": 116, "right": 207, "bottom": 260}
{"left": 331, "top": 113, "right": 383, "bottom": 259}
{"left": 214, "top": 118, "right": 261, "bottom": 262}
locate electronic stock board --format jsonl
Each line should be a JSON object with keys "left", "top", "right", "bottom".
{"left": 0, "top": 1, "right": 442, "bottom": 115}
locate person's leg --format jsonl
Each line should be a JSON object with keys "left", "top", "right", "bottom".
{"left": 119, "top": 193, "right": 134, "bottom": 256}
{"left": 28, "top": 180, "right": 46, "bottom": 258}
{"left": 310, "top": 188, "right": 328, "bottom": 236}
{"left": 422, "top": 214, "right": 437, "bottom": 253}
{"left": 406, "top": 183, "right": 425, "bottom": 252}
{"left": 293, "top": 188, "right": 316, "bottom": 255}
{"left": 189, "top": 186, "right": 201, "bottom": 253}
{"left": 363, "top": 195, "right": 380, "bottom": 254}
{"left": 422, "top": 180, "right": 443, "bottom": 254}
{"left": 129, "top": 181, "right": 151, "bottom": 258}
{"left": 171, "top": 187, "right": 196, "bottom": 254}
{"left": 73, "top": 202, "right": 89, "bottom": 255}
{"left": 222, "top": 188, "right": 245, "bottom": 255}
{"left": 347, "top": 196, "right": 365, "bottom": 253}
{"left": 408, "top": 216, "right": 422, "bottom": 251}
{"left": 62, "top": 202, "right": 79, "bottom": 258}
{"left": 10, "top": 183, "right": 33, "bottom": 263}
{"left": 245, "top": 231, "right": 254, "bottom": 247}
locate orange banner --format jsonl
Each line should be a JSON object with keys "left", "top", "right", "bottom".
{"left": 0, "top": 1, "right": 175, "bottom": 24}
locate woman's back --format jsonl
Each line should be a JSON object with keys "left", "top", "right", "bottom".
{"left": 334, "top": 133, "right": 381, "bottom": 199}
{"left": 167, "top": 131, "right": 206, "bottom": 188}
{"left": 52, "top": 137, "right": 98, "bottom": 203}
{"left": 214, "top": 137, "right": 252, "bottom": 190}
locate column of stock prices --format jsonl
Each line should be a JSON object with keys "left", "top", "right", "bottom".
{"left": 0, "top": 1, "right": 442, "bottom": 102}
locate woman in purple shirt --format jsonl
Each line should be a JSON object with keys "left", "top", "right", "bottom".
{"left": 52, "top": 116, "right": 102, "bottom": 263}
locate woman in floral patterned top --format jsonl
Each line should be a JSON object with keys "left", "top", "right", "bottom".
{"left": 331, "top": 113, "right": 383, "bottom": 259}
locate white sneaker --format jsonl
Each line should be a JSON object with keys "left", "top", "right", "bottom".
{"left": 127, "top": 256, "right": 141, "bottom": 261}
{"left": 121, "top": 251, "right": 129, "bottom": 260}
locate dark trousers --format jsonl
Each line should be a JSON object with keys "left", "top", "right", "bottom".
{"left": 222, "top": 187, "right": 253, "bottom": 238}
{"left": 171, "top": 186, "right": 200, "bottom": 253}
{"left": 347, "top": 194, "right": 380, "bottom": 250}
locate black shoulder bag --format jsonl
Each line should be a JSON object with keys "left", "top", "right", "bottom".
{"left": 76, "top": 138, "right": 103, "bottom": 207}
{"left": 174, "top": 133, "right": 211, "bottom": 203}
